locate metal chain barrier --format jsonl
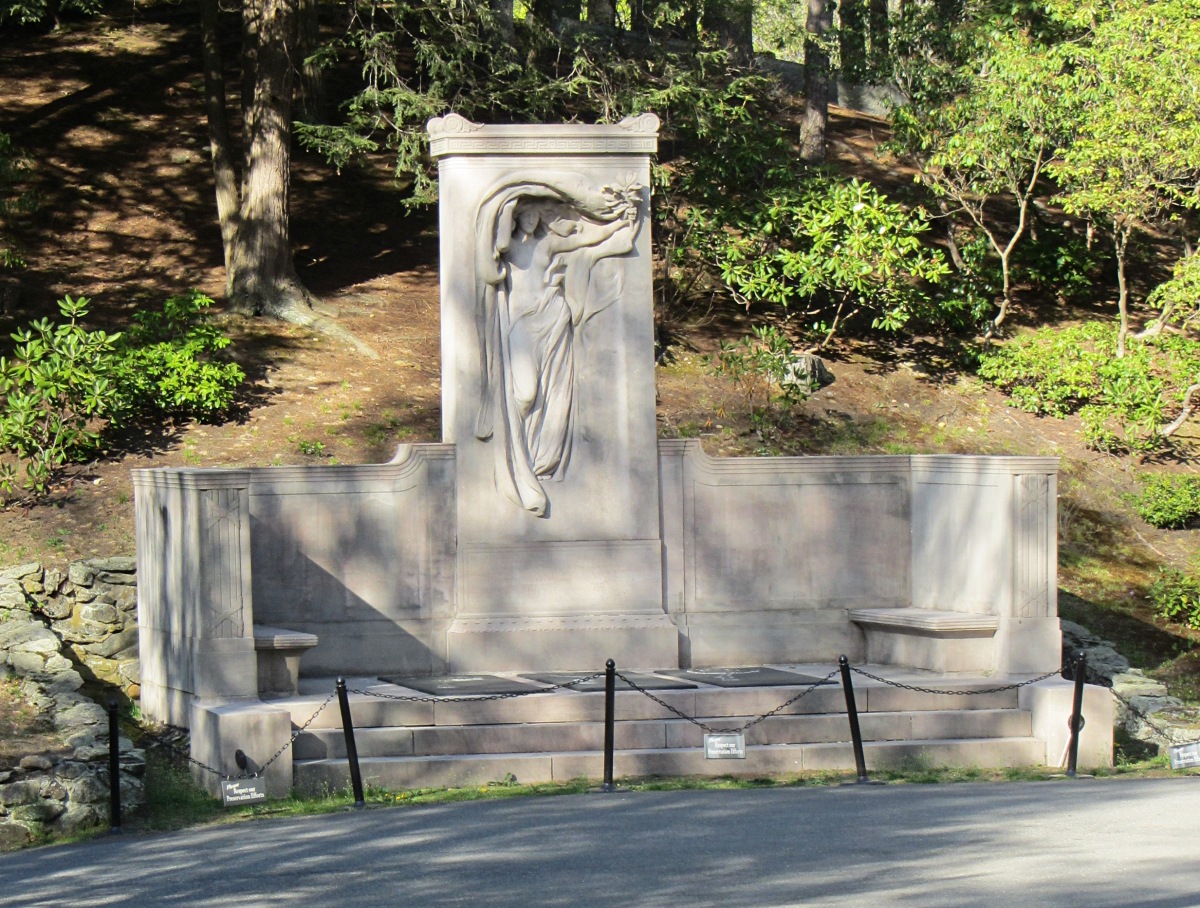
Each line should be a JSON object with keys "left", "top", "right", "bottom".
{"left": 848, "top": 665, "right": 1063, "bottom": 696}
{"left": 615, "top": 668, "right": 841, "bottom": 735}
{"left": 117, "top": 691, "right": 337, "bottom": 781}
{"left": 347, "top": 672, "right": 606, "bottom": 703}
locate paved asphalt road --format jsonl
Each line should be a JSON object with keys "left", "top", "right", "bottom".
{"left": 1, "top": 778, "right": 1197, "bottom": 907}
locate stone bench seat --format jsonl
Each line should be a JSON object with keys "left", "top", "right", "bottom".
{"left": 850, "top": 608, "right": 1000, "bottom": 637}
{"left": 253, "top": 625, "right": 319, "bottom": 699}
{"left": 850, "top": 608, "right": 999, "bottom": 673}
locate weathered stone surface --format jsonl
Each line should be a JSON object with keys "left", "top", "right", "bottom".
{"left": 71, "top": 587, "right": 97, "bottom": 604}
{"left": 42, "top": 669, "right": 84, "bottom": 693}
{"left": 1061, "top": 620, "right": 1131, "bottom": 681}
{"left": 85, "top": 556, "right": 136, "bottom": 573}
{"left": 0, "top": 821, "right": 34, "bottom": 850}
{"left": 82, "top": 655, "right": 119, "bottom": 683}
{"left": 43, "top": 653, "right": 73, "bottom": 673}
{"left": 40, "top": 779, "right": 66, "bottom": 800}
{"left": 54, "top": 761, "right": 92, "bottom": 780}
{"left": 118, "top": 659, "right": 141, "bottom": 686}
{"left": 66, "top": 775, "right": 109, "bottom": 805}
{"left": 0, "top": 563, "right": 41, "bottom": 582}
{"left": 87, "top": 628, "right": 138, "bottom": 659}
{"left": 97, "top": 571, "right": 136, "bottom": 586}
{"left": 114, "top": 587, "right": 137, "bottom": 612}
{"left": 0, "top": 781, "right": 41, "bottom": 807}
{"left": 52, "top": 617, "right": 111, "bottom": 644}
{"left": 37, "top": 597, "right": 73, "bottom": 620}
{"left": 80, "top": 603, "right": 119, "bottom": 626}
{"left": 43, "top": 568, "right": 65, "bottom": 595}
{"left": 53, "top": 698, "right": 106, "bottom": 730}
{"left": 0, "top": 585, "right": 28, "bottom": 612}
{"left": 8, "top": 652, "right": 46, "bottom": 674}
{"left": 72, "top": 745, "right": 108, "bottom": 762}
{"left": 67, "top": 563, "right": 96, "bottom": 587}
{"left": 19, "top": 755, "right": 53, "bottom": 772}
{"left": 12, "top": 800, "right": 65, "bottom": 824}
{"left": 0, "top": 622, "right": 59, "bottom": 654}
{"left": 53, "top": 804, "right": 100, "bottom": 836}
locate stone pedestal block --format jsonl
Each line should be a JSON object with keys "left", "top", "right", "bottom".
{"left": 1019, "top": 678, "right": 1114, "bottom": 770}
{"left": 190, "top": 699, "right": 293, "bottom": 799}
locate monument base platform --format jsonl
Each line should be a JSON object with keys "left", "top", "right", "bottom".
{"left": 283, "top": 665, "right": 1114, "bottom": 793}
{"left": 446, "top": 614, "right": 680, "bottom": 672}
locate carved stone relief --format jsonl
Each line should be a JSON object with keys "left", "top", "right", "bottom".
{"left": 473, "top": 173, "right": 644, "bottom": 516}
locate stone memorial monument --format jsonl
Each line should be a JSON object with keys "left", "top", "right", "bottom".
{"left": 133, "top": 115, "right": 1076, "bottom": 793}
{"left": 431, "top": 112, "right": 677, "bottom": 672}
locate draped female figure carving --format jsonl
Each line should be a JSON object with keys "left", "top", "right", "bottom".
{"left": 474, "top": 174, "right": 644, "bottom": 516}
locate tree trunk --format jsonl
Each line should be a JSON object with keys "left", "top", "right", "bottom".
{"left": 226, "top": 0, "right": 310, "bottom": 318}
{"left": 295, "top": 0, "right": 326, "bottom": 123}
{"left": 1114, "top": 225, "right": 1130, "bottom": 359}
{"left": 867, "top": 0, "right": 888, "bottom": 71}
{"left": 200, "top": 0, "right": 239, "bottom": 270}
{"left": 199, "top": 0, "right": 376, "bottom": 356}
{"left": 800, "top": 0, "right": 832, "bottom": 163}
{"left": 839, "top": 0, "right": 866, "bottom": 80}
{"left": 586, "top": 0, "right": 614, "bottom": 26}
{"left": 491, "top": 0, "right": 515, "bottom": 37}
{"left": 703, "top": 0, "right": 754, "bottom": 63}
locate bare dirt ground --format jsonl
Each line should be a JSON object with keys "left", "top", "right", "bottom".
{"left": 0, "top": 4, "right": 1196, "bottom": 672}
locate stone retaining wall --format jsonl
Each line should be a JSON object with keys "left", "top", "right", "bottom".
{"left": 0, "top": 560, "right": 145, "bottom": 849}
{"left": 0, "top": 559, "right": 140, "bottom": 698}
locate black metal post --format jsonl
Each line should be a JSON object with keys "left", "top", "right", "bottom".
{"left": 839, "top": 655, "right": 870, "bottom": 784}
{"left": 336, "top": 678, "right": 366, "bottom": 808}
{"left": 107, "top": 699, "right": 122, "bottom": 832}
{"left": 602, "top": 659, "right": 616, "bottom": 792}
{"left": 1066, "top": 651, "right": 1087, "bottom": 778}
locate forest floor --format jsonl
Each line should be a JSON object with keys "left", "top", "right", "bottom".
{"left": 0, "top": 4, "right": 1198, "bottom": 701}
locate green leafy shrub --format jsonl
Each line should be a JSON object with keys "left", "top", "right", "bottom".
{"left": 0, "top": 132, "right": 36, "bottom": 270}
{"left": 977, "top": 322, "right": 1200, "bottom": 452}
{"left": 111, "top": 290, "right": 245, "bottom": 422}
{"left": 1, "top": 0, "right": 103, "bottom": 26}
{"left": 0, "top": 291, "right": 244, "bottom": 501}
{"left": 0, "top": 295, "right": 121, "bottom": 497}
{"left": 1150, "top": 568, "right": 1200, "bottom": 629}
{"left": 709, "top": 324, "right": 814, "bottom": 412}
{"left": 1135, "top": 474, "right": 1200, "bottom": 529}
{"left": 698, "top": 177, "right": 949, "bottom": 349}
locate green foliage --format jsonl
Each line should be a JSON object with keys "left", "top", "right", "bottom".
{"left": 708, "top": 324, "right": 812, "bottom": 414}
{"left": 0, "top": 292, "right": 243, "bottom": 501}
{"left": 1150, "top": 568, "right": 1200, "bottom": 630}
{"left": 701, "top": 177, "right": 949, "bottom": 349}
{"left": 977, "top": 323, "right": 1200, "bottom": 452}
{"left": 0, "top": 132, "right": 36, "bottom": 270}
{"left": 1, "top": 0, "right": 103, "bottom": 26}
{"left": 1135, "top": 474, "right": 1200, "bottom": 530}
{"left": 1050, "top": 0, "right": 1200, "bottom": 231}
{"left": 111, "top": 290, "right": 244, "bottom": 422}
{"left": 1147, "top": 253, "right": 1200, "bottom": 331}
{"left": 297, "top": 439, "right": 326, "bottom": 457}
{"left": 0, "top": 295, "right": 120, "bottom": 497}
{"left": 299, "top": 1, "right": 788, "bottom": 209}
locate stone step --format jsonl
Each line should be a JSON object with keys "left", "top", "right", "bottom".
{"left": 292, "top": 737, "right": 1048, "bottom": 793}
{"left": 284, "top": 675, "right": 1022, "bottom": 731}
{"left": 293, "top": 708, "right": 1032, "bottom": 760}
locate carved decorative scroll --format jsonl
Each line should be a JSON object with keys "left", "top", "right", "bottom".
{"left": 474, "top": 172, "right": 645, "bottom": 516}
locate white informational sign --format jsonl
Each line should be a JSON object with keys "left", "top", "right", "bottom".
{"left": 222, "top": 777, "right": 268, "bottom": 806}
{"left": 1169, "top": 742, "right": 1200, "bottom": 770}
{"left": 704, "top": 733, "right": 746, "bottom": 760}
